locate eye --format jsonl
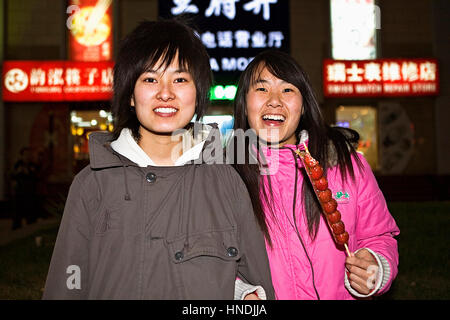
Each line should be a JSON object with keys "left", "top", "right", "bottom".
{"left": 255, "top": 87, "right": 267, "bottom": 92}
{"left": 174, "top": 77, "right": 188, "bottom": 83}
{"left": 283, "top": 87, "right": 295, "bottom": 93}
{"left": 143, "top": 77, "right": 156, "bottom": 83}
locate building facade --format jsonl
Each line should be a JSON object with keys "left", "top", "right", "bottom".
{"left": 0, "top": 0, "right": 449, "bottom": 204}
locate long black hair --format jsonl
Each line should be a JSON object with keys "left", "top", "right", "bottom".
{"left": 232, "top": 50, "right": 362, "bottom": 243}
{"left": 111, "top": 17, "right": 212, "bottom": 141}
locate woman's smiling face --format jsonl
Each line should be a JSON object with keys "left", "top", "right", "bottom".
{"left": 131, "top": 54, "right": 197, "bottom": 136}
{"left": 245, "top": 66, "right": 303, "bottom": 146}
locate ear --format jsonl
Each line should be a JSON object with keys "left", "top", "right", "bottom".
{"left": 130, "top": 95, "right": 135, "bottom": 107}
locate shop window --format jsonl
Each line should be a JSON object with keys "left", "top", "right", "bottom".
{"left": 70, "top": 110, "right": 113, "bottom": 172}
{"left": 336, "top": 106, "right": 379, "bottom": 170}
{"left": 330, "top": 0, "right": 378, "bottom": 60}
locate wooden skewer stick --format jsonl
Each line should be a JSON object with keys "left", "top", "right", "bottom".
{"left": 302, "top": 142, "right": 309, "bottom": 154}
{"left": 344, "top": 243, "right": 352, "bottom": 257}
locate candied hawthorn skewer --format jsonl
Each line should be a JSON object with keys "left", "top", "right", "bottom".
{"left": 296, "top": 143, "right": 352, "bottom": 257}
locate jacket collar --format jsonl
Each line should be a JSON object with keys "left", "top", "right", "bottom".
{"left": 110, "top": 128, "right": 208, "bottom": 167}
{"left": 88, "top": 122, "right": 221, "bottom": 169}
{"left": 259, "top": 129, "right": 352, "bottom": 168}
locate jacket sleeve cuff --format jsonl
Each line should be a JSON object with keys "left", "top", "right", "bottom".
{"left": 234, "top": 278, "right": 267, "bottom": 300}
{"left": 375, "top": 252, "right": 391, "bottom": 292}
{"left": 344, "top": 247, "right": 387, "bottom": 298}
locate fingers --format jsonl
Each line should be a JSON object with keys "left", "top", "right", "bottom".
{"left": 346, "top": 257, "right": 379, "bottom": 295}
{"left": 244, "top": 293, "right": 261, "bottom": 300}
{"left": 347, "top": 264, "right": 371, "bottom": 281}
{"left": 355, "top": 248, "right": 375, "bottom": 261}
{"left": 346, "top": 248, "right": 377, "bottom": 268}
{"left": 345, "top": 256, "right": 373, "bottom": 270}
{"left": 348, "top": 276, "right": 372, "bottom": 295}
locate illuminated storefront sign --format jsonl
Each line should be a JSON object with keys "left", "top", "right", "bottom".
{"left": 323, "top": 59, "right": 439, "bottom": 97}
{"left": 330, "top": 0, "right": 379, "bottom": 60}
{"left": 159, "top": 0, "right": 290, "bottom": 84}
{"left": 210, "top": 85, "right": 237, "bottom": 100}
{"left": 2, "top": 61, "right": 114, "bottom": 101}
{"left": 67, "top": 0, "right": 113, "bottom": 62}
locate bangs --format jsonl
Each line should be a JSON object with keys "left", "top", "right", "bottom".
{"left": 142, "top": 45, "right": 191, "bottom": 74}
{"left": 248, "top": 62, "right": 267, "bottom": 87}
{"left": 247, "top": 58, "right": 299, "bottom": 91}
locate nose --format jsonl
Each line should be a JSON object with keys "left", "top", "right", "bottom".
{"left": 156, "top": 81, "right": 175, "bottom": 101}
{"left": 266, "top": 92, "right": 282, "bottom": 108}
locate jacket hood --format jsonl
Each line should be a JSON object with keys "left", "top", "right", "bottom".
{"left": 259, "top": 129, "right": 356, "bottom": 169}
{"left": 88, "top": 131, "right": 126, "bottom": 169}
{"left": 291, "top": 128, "right": 359, "bottom": 167}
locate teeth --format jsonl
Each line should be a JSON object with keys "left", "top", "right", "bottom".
{"left": 154, "top": 107, "right": 177, "bottom": 114}
{"left": 263, "top": 114, "right": 285, "bottom": 121}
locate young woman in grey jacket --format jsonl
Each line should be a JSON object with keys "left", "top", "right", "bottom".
{"left": 43, "top": 18, "right": 274, "bottom": 300}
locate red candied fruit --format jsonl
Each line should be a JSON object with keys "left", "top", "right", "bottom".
{"left": 310, "top": 165, "right": 324, "bottom": 180}
{"left": 331, "top": 221, "right": 345, "bottom": 234}
{"left": 327, "top": 210, "right": 341, "bottom": 224}
{"left": 314, "top": 177, "right": 328, "bottom": 191}
{"left": 323, "top": 199, "right": 337, "bottom": 214}
{"left": 303, "top": 154, "right": 318, "bottom": 168}
{"left": 335, "top": 231, "right": 349, "bottom": 245}
{"left": 318, "top": 189, "right": 332, "bottom": 203}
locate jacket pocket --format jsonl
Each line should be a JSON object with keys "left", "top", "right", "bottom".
{"left": 166, "top": 228, "right": 241, "bottom": 299}
{"left": 95, "top": 207, "right": 121, "bottom": 235}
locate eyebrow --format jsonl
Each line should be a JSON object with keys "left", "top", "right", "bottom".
{"left": 144, "top": 67, "right": 189, "bottom": 74}
{"left": 252, "top": 78, "right": 290, "bottom": 85}
{"left": 254, "top": 78, "right": 268, "bottom": 84}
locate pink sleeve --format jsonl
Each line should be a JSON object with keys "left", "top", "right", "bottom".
{"left": 353, "top": 153, "right": 400, "bottom": 295}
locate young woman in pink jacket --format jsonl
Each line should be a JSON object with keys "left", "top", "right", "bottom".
{"left": 230, "top": 50, "right": 400, "bottom": 300}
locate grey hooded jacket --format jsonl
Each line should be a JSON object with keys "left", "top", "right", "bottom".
{"left": 42, "top": 128, "right": 275, "bottom": 300}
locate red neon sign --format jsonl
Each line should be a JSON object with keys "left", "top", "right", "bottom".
{"left": 323, "top": 59, "right": 439, "bottom": 97}
{"left": 2, "top": 61, "right": 114, "bottom": 102}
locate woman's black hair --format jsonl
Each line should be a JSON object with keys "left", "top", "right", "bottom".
{"left": 232, "top": 50, "right": 362, "bottom": 242}
{"left": 111, "top": 17, "right": 212, "bottom": 140}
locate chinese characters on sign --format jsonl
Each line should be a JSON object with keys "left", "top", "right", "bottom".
{"left": 323, "top": 59, "right": 439, "bottom": 97}
{"left": 159, "top": 0, "right": 289, "bottom": 83}
{"left": 3, "top": 61, "right": 114, "bottom": 101}
{"left": 172, "top": 0, "right": 278, "bottom": 21}
{"left": 201, "top": 30, "right": 284, "bottom": 50}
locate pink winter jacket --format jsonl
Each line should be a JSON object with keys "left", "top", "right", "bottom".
{"left": 260, "top": 143, "right": 400, "bottom": 300}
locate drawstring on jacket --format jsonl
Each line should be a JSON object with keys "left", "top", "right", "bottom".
{"left": 281, "top": 145, "right": 321, "bottom": 300}
{"left": 121, "top": 164, "right": 131, "bottom": 201}
{"left": 111, "top": 149, "right": 132, "bottom": 201}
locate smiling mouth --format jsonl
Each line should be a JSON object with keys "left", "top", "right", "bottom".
{"left": 262, "top": 114, "right": 286, "bottom": 123}
{"left": 153, "top": 107, "right": 178, "bottom": 116}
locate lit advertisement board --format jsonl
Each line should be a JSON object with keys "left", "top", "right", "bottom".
{"left": 158, "top": 0, "right": 290, "bottom": 86}
{"left": 67, "top": 0, "right": 113, "bottom": 62}
{"left": 323, "top": 58, "right": 439, "bottom": 97}
{"left": 330, "top": 0, "right": 378, "bottom": 60}
{"left": 2, "top": 61, "right": 114, "bottom": 101}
